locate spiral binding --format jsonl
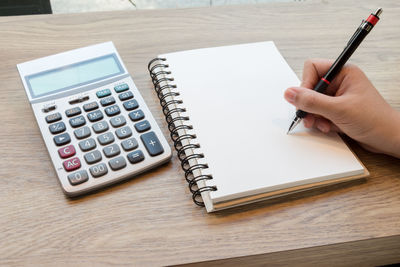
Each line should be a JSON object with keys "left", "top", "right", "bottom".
{"left": 148, "top": 57, "right": 217, "bottom": 206}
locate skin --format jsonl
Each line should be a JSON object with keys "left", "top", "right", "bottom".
{"left": 284, "top": 58, "right": 400, "bottom": 158}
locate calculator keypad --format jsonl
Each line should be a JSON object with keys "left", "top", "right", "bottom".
{"left": 105, "top": 105, "right": 120, "bottom": 117}
{"left": 121, "top": 137, "right": 138, "bottom": 151}
{"left": 68, "top": 170, "right": 89, "bottom": 185}
{"left": 63, "top": 157, "right": 81, "bottom": 171}
{"left": 110, "top": 115, "right": 126, "bottom": 128}
{"left": 54, "top": 132, "right": 71, "bottom": 146}
{"left": 69, "top": 115, "right": 86, "bottom": 128}
{"left": 119, "top": 91, "right": 133, "bottom": 101}
{"left": 134, "top": 120, "right": 151, "bottom": 133}
{"left": 129, "top": 110, "right": 145, "bottom": 121}
{"left": 49, "top": 121, "right": 66, "bottom": 134}
{"left": 103, "top": 144, "right": 120, "bottom": 158}
{"left": 109, "top": 156, "right": 127, "bottom": 171}
{"left": 97, "top": 132, "right": 114, "bottom": 145}
{"left": 65, "top": 107, "right": 82, "bottom": 117}
{"left": 96, "top": 89, "right": 111, "bottom": 98}
{"left": 89, "top": 163, "right": 108, "bottom": 178}
{"left": 114, "top": 83, "right": 129, "bottom": 93}
{"left": 123, "top": 99, "right": 139, "bottom": 111}
{"left": 116, "top": 126, "right": 132, "bottom": 139}
{"left": 79, "top": 138, "right": 96, "bottom": 151}
{"left": 84, "top": 150, "right": 102, "bottom": 164}
{"left": 141, "top": 131, "right": 164, "bottom": 156}
{"left": 127, "top": 150, "right": 145, "bottom": 164}
{"left": 58, "top": 145, "right": 76, "bottom": 159}
{"left": 83, "top": 101, "right": 99, "bottom": 112}
{"left": 40, "top": 79, "right": 170, "bottom": 192}
{"left": 74, "top": 126, "right": 91, "bottom": 139}
{"left": 87, "top": 110, "right": 103, "bottom": 122}
{"left": 100, "top": 96, "right": 115, "bottom": 107}
{"left": 92, "top": 120, "right": 109, "bottom": 133}
{"left": 46, "top": 112, "right": 62, "bottom": 123}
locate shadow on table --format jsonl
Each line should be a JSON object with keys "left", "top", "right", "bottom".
{"left": 0, "top": 0, "right": 52, "bottom": 16}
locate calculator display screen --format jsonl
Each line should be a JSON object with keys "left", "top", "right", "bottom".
{"left": 26, "top": 54, "right": 124, "bottom": 98}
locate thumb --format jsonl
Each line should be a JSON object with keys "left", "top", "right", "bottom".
{"left": 284, "top": 87, "right": 337, "bottom": 119}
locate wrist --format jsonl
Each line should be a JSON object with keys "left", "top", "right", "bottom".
{"left": 383, "top": 109, "right": 400, "bottom": 158}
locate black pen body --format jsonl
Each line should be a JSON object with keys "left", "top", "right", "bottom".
{"left": 287, "top": 9, "right": 382, "bottom": 132}
{"left": 295, "top": 14, "right": 380, "bottom": 120}
{"left": 324, "top": 26, "right": 370, "bottom": 82}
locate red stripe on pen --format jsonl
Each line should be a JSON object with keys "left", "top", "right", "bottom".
{"left": 321, "top": 78, "right": 330, "bottom": 85}
{"left": 366, "top": 14, "right": 379, "bottom": 26}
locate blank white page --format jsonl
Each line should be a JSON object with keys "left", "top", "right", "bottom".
{"left": 160, "top": 41, "right": 365, "bottom": 205}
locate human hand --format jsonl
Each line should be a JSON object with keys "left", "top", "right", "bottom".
{"left": 284, "top": 58, "right": 400, "bottom": 158}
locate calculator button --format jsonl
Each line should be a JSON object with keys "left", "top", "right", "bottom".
{"left": 105, "top": 105, "right": 121, "bottom": 117}
{"left": 119, "top": 91, "right": 133, "bottom": 101}
{"left": 96, "top": 89, "right": 111, "bottom": 98}
{"left": 54, "top": 133, "right": 71, "bottom": 146}
{"left": 134, "top": 120, "right": 151, "bottom": 133}
{"left": 114, "top": 83, "right": 129, "bottom": 93}
{"left": 74, "top": 126, "right": 91, "bottom": 139}
{"left": 89, "top": 163, "right": 108, "bottom": 178}
{"left": 87, "top": 110, "right": 103, "bottom": 122}
{"left": 100, "top": 96, "right": 116, "bottom": 107}
{"left": 103, "top": 144, "right": 121, "bottom": 158}
{"left": 115, "top": 126, "right": 132, "bottom": 139}
{"left": 45, "top": 112, "right": 61, "bottom": 123}
{"left": 141, "top": 131, "right": 164, "bottom": 156}
{"left": 108, "top": 156, "right": 126, "bottom": 171}
{"left": 69, "top": 115, "right": 86, "bottom": 128}
{"left": 63, "top": 157, "right": 81, "bottom": 172}
{"left": 97, "top": 132, "right": 115, "bottom": 145}
{"left": 128, "top": 109, "right": 145, "bottom": 122}
{"left": 123, "top": 99, "right": 139, "bottom": 111}
{"left": 84, "top": 150, "right": 102, "bottom": 164}
{"left": 58, "top": 145, "right": 76, "bottom": 159}
{"left": 121, "top": 137, "right": 138, "bottom": 151}
{"left": 65, "top": 107, "right": 82, "bottom": 117}
{"left": 110, "top": 115, "right": 126, "bottom": 128}
{"left": 83, "top": 101, "right": 99, "bottom": 112}
{"left": 67, "top": 170, "right": 88, "bottom": 185}
{"left": 127, "top": 150, "right": 145, "bottom": 164}
{"left": 92, "top": 120, "right": 109, "bottom": 133}
{"left": 49, "top": 121, "right": 66, "bottom": 134}
{"left": 79, "top": 138, "right": 96, "bottom": 152}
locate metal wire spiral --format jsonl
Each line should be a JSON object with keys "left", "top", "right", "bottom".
{"left": 148, "top": 57, "right": 217, "bottom": 206}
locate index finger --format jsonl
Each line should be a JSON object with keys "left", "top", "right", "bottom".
{"left": 301, "top": 58, "right": 348, "bottom": 96}
{"left": 301, "top": 58, "right": 334, "bottom": 88}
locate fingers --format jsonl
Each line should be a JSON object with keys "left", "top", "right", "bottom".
{"left": 301, "top": 59, "right": 355, "bottom": 96}
{"left": 284, "top": 86, "right": 338, "bottom": 120}
{"left": 303, "top": 114, "right": 342, "bottom": 133}
{"left": 301, "top": 59, "right": 334, "bottom": 89}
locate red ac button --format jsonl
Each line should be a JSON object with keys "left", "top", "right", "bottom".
{"left": 58, "top": 145, "right": 76, "bottom": 159}
{"left": 63, "top": 157, "right": 81, "bottom": 172}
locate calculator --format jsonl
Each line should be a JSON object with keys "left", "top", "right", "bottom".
{"left": 17, "top": 42, "right": 172, "bottom": 196}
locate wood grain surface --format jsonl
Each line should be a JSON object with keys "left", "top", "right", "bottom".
{"left": 1, "top": 0, "right": 400, "bottom": 266}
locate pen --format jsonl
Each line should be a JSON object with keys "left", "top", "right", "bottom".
{"left": 287, "top": 8, "right": 383, "bottom": 134}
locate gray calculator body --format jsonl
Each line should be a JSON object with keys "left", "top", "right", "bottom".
{"left": 17, "top": 42, "right": 171, "bottom": 196}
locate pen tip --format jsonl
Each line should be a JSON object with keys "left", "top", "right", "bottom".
{"left": 287, "top": 116, "right": 302, "bottom": 134}
{"left": 287, "top": 122, "right": 295, "bottom": 135}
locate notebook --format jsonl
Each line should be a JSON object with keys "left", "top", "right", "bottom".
{"left": 148, "top": 41, "right": 368, "bottom": 212}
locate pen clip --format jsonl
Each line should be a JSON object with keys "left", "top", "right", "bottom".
{"left": 347, "top": 20, "right": 364, "bottom": 47}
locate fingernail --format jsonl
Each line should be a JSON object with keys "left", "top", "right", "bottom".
{"left": 317, "top": 123, "right": 329, "bottom": 133}
{"left": 284, "top": 88, "right": 297, "bottom": 104}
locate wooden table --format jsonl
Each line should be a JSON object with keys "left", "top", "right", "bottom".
{"left": 1, "top": 0, "right": 400, "bottom": 266}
